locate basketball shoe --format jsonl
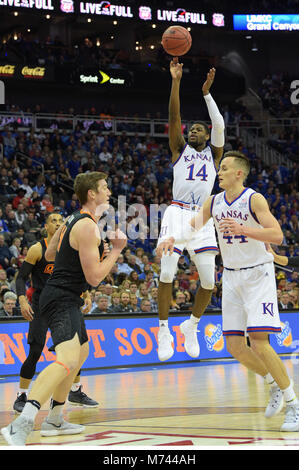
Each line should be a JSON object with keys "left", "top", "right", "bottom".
{"left": 68, "top": 386, "right": 99, "bottom": 407}
{"left": 13, "top": 392, "right": 27, "bottom": 413}
{"left": 157, "top": 326, "right": 174, "bottom": 361}
{"left": 280, "top": 403, "right": 299, "bottom": 432}
{"left": 40, "top": 418, "right": 85, "bottom": 436}
{"left": 1, "top": 416, "right": 34, "bottom": 446}
{"left": 265, "top": 384, "right": 284, "bottom": 418}
{"left": 180, "top": 319, "right": 200, "bottom": 358}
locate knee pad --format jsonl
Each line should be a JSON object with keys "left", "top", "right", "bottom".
{"left": 159, "top": 252, "right": 180, "bottom": 283}
{"left": 191, "top": 253, "right": 215, "bottom": 290}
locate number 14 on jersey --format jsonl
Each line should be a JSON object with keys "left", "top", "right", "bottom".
{"left": 186, "top": 163, "right": 208, "bottom": 181}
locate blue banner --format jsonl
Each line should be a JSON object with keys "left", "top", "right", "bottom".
{"left": 0, "top": 311, "right": 298, "bottom": 376}
{"left": 233, "top": 14, "right": 299, "bottom": 31}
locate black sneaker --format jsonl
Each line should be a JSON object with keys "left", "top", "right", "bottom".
{"left": 13, "top": 393, "right": 27, "bottom": 413}
{"left": 68, "top": 386, "right": 99, "bottom": 408}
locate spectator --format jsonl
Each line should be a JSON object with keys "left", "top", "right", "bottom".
{"left": 0, "top": 234, "right": 13, "bottom": 274}
{"left": 103, "top": 283, "right": 113, "bottom": 305}
{"left": 127, "top": 255, "right": 142, "bottom": 274}
{"left": 9, "top": 237, "right": 21, "bottom": 258}
{"left": 119, "top": 291, "right": 134, "bottom": 313}
{"left": 288, "top": 290, "right": 299, "bottom": 308}
{"left": 0, "top": 208, "right": 9, "bottom": 235}
{"left": 91, "top": 295, "right": 109, "bottom": 314}
{"left": 108, "top": 292, "right": 122, "bottom": 312}
{"left": 6, "top": 210, "right": 19, "bottom": 235}
{"left": 140, "top": 299, "right": 152, "bottom": 313}
{"left": 172, "top": 291, "right": 189, "bottom": 311}
{"left": 116, "top": 254, "right": 133, "bottom": 276}
{"left": 0, "top": 291, "right": 17, "bottom": 317}
{"left": 21, "top": 212, "right": 40, "bottom": 242}
{"left": 149, "top": 286, "right": 158, "bottom": 312}
{"left": 129, "top": 293, "right": 139, "bottom": 312}
{"left": 15, "top": 203, "right": 27, "bottom": 227}
{"left": 0, "top": 269, "right": 11, "bottom": 289}
{"left": 278, "top": 292, "right": 293, "bottom": 310}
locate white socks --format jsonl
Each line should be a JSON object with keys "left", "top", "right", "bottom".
{"left": 264, "top": 373, "right": 298, "bottom": 405}
{"left": 264, "top": 373, "right": 276, "bottom": 386}
{"left": 71, "top": 382, "right": 81, "bottom": 392}
{"left": 190, "top": 314, "right": 200, "bottom": 325}
{"left": 282, "top": 383, "right": 298, "bottom": 405}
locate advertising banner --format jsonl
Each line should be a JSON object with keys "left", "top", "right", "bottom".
{"left": 0, "top": 311, "right": 298, "bottom": 376}
{"left": 0, "top": 1, "right": 226, "bottom": 28}
{"left": 0, "top": 64, "right": 54, "bottom": 81}
{"left": 78, "top": 69, "right": 132, "bottom": 87}
{"left": 233, "top": 14, "right": 299, "bottom": 31}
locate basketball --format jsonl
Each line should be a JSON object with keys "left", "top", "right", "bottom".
{"left": 161, "top": 25, "right": 192, "bottom": 56}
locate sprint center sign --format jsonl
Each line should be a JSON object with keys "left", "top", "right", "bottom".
{"left": 79, "top": 69, "right": 131, "bottom": 87}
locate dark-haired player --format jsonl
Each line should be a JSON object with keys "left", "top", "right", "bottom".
{"left": 13, "top": 212, "right": 98, "bottom": 414}
{"left": 157, "top": 58, "right": 225, "bottom": 362}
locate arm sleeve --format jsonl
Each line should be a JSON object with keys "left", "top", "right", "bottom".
{"left": 203, "top": 93, "right": 225, "bottom": 147}
{"left": 15, "top": 261, "right": 34, "bottom": 297}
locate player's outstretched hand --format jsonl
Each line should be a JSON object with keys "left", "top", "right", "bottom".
{"left": 156, "top": 237, "right": 175, "bottom": 257}
{"left": 202, "top": 68, "right": 216, "bottom": 96}
{"left": 170, "top": 57, "right": 183, "bottom": 81}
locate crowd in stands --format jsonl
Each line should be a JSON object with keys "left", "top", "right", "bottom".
{"left": 0, "top": 111, "right": 298, "bottom": 318}
{"left": 258, "top": 71, "right": 299, "bottom": 163}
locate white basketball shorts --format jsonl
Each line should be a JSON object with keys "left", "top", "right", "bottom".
{"left": 222, "top": 262, "right": 281, "bottom": 336}
{"left": 157, "top": 204, "right": 219, "bottom": 257}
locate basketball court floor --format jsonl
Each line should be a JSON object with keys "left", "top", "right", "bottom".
{"left": 0, "top": 358, "right": 298, "bottom": 448}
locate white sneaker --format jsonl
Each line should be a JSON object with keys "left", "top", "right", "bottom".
{"left": 157, "top": 327, "right": 174, "bottom": 361}
{"left": 1, "top": 416, "right": 34, "bottom": 446}
{"left": 280, "top": 403, "right": 299, "bottom": 432}
{"left": 265, "top": 385, "right": 284, "bottom": 418}
{"left": 180, "top": 319, "right": 200, "bottom": 358}
{"left": 40, "top": 418, "right": 85, "bottom": 436}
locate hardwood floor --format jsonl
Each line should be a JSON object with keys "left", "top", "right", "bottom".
{"left": 0, "top": 359, "right": 298, "bottom": 448}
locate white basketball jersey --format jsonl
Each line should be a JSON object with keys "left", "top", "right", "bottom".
{"left": 211, "top": 188, "right": 274, "bottom": 269}
{"left": 172, "top": 144, "right": 217, "bottom": 208}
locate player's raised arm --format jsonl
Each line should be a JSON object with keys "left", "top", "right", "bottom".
{"left": 168, "top": 57, "right": 186, "bottom": 162}
{"left": 202, "top": 68, "right": 225, "bottom": 167}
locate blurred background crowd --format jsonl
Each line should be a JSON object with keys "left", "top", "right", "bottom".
{"left": 0, "top": 1, "right": 298, "bottom": 317}
{"left": 0, "top": 103, "right": 298, "bottom": 317}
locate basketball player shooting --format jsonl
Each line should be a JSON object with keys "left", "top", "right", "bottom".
{"left": 157, "top": 57, "right": 225, "bottom": 362}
